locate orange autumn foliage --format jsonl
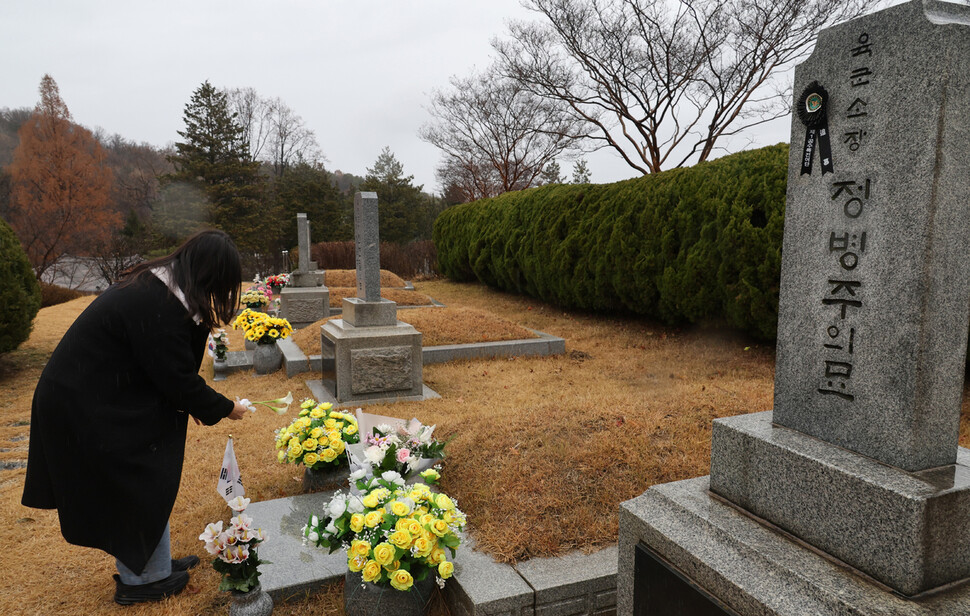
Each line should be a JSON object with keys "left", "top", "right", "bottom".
{"left": 7, "top": 74, "right": 118, "bottom": 277}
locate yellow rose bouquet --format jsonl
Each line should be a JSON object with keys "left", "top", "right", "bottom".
{"left": 274, "top": 399, "right": 361, "bottom": 470}
{"left": 303, "top": 472, "right": 466, "bottom": 592}
{"left": 233, "top": 309, "right": 292, "bottom": 345}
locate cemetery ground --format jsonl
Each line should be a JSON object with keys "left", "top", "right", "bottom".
{"left": 5, "top": 279, "right": 970, "bottom": 615}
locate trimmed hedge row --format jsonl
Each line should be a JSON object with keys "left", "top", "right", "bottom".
{"left": 433, "top": 144, "right": 788, "bottom": 341}
{"left": 0, "top": 215, "right": 41, "bottom": 354}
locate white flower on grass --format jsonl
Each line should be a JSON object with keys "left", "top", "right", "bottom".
{"left": 227, "top": 496, "right": 251, "bottom": 512}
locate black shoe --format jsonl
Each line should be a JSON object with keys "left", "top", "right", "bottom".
{"left": 113, "top": 571, "right": 189, "bottom": 605}
{"left": 171, "top": 555, "right": 200, "bottom": 572}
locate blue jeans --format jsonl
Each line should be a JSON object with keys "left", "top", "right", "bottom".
{"left": 116, "top": 522, "right": 172, "bottom": 584}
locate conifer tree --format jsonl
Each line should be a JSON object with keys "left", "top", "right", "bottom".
{"left": 8, "top": 74, "right": 117, "bottom": 277}
{"left": 360, "top": 147, "right": 434, "bottom": 243}
{"left": 167, "top": 81, "right": 274, "bottom": 254}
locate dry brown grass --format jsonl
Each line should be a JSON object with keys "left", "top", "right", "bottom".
{"left": 6, "top": 281, "right": 970, "bottom": 615}
{"left": 324, "top": 269, "right": 406, "bottom": 288}
{"left": 288, "top": 307, "right": 538, "bottom": 356}
{"left": 327, "top": 287, "right": 432, "bottom": 307}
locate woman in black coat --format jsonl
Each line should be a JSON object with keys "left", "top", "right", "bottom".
{"left": 22, "top": 230, "right": 249, "bottom": 605}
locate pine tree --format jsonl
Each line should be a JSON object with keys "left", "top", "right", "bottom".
{"left": 571, "top": 159, "right": 591, "bottom": 184}
{"left": 538, "top": 161, "right": 563, "bottom": 185}
{"left": 360, "top": 147, "right": 434, "bottom": 243}
{"left": 167, "top": 81, "right": 272, "bottom": 254}
{"left": 8, "top": 74, "right": 118, "bottom": 277}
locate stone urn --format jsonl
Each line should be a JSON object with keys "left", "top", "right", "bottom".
{"left": 213, "top": 357, "right": 229, "bottom": 381}
{"left": 302, "top": 463, "right": 351, "bottom": 493}
{"left": 252, "top": 341, "right": 282, "bottom": 375}
{"left": 344, "top": 571, "right": 435, "bottom": 616}
{"left": 229, "top": 583, "right": 273, "bottom": 616}
{"left": 244, "top": 338, "right": 256, "bottom": 351}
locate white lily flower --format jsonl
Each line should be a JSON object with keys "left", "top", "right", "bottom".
{"left": 347, "top": 494, "right": 365, "bottom": 514}
{"left": 310, "top": 515, "right": 319, "bottom": 527}
{"left": 227, "top": 496, "right": 251, "bottom": 512}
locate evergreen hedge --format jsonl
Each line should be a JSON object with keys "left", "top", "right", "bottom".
{"left": 433, "top": 144, "right": 788, "bottom": 341}
{"left": 0, "top": 216, "right": 42, "bottom": 354}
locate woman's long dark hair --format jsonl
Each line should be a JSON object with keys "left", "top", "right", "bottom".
{"left": 119, "top": 230, "right": 241, "bottom": 330}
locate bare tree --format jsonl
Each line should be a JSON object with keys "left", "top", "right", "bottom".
{"left": 266, "top": 97, "right": 321, "bottom": 177}
{"left": 421, "top": 65, "right": 588, "bottom": 200}
{"left": 226, "top": 87, "right": 273, "bottom": 162}
{"left": 494, "top": 0, "right": 879, "bottom": 174}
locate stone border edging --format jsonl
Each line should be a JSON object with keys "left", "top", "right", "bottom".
{"left": 246, "top": 490, "right": 617, "bottom": 615}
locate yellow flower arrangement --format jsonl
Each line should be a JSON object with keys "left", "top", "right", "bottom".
{"left": 240, "top": 287, "right": 270, "bottom": 308}
{"left": 274, "top": 399, "right": 360, "bottom": 470}
{"left": 304, "top": 473, "right": 466, "bottom": 592}
{"left": 232, "top": 309, "right": 292, "bottom": 345}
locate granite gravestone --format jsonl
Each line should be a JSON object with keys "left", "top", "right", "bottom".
{"left": 318, "top": 192, "right": 427, "bottom": 405}
{"left": 618, "top": 2, "right": 970, "bottom": 613}
{"left": 280, "top": 213, "right": 329, "bottom": 328}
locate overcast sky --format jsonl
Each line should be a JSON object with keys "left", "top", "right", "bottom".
{"left": 2, "top": 0, "right": 858, "bottom": 193}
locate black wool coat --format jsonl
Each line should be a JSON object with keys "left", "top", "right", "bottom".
{"left": 21, "top": 275, "right": 233, "bottom": 574}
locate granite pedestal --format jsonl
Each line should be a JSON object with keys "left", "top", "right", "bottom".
{"left": 279, "top": 286, "right": 330, "bottom": 329}
{"left": 618, "top": 477, "right": 970, "bottom": 616}
{"left": 320, "top": 314, "right": 425, "bottom": 404}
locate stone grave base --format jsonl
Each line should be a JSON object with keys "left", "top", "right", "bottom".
{"left": 321, "top": 318, "right": 424, "bottom": 404}
{"left": 618, "top": 476, "right": 970, "bottom": 616}
{"left": 279, "top": 286, "right": 330, "bottom": 329}
{"left": 246, "top": 489, "right": 617, "bottom": 614}
{"left": 710, "top": 411, "right": 970, "bottom": 596}
{"left": 305, "top": 379, "right": 439, "bottom": 409}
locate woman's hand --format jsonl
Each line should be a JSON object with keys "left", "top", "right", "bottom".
{"left": 227, "top": 401, "right": 248, "bottom": 420}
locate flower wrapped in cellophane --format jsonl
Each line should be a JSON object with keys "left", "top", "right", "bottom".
{"left": 345, "top": 409, "right": 447, "bottom": 484}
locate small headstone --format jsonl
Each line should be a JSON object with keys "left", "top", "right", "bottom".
{"left": 354, "top": 192, "right": 382, "bottom": 302}
{"left": 297, "top": 213, "right": 311, "bottom": 273}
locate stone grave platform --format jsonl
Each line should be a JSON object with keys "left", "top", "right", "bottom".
{"left": 279, "top": 328, "right": 566, "bottom": 378}
{"left": 618, "top": 476, "right": 970, "bottom": 616}
{"left": 246, "top": 489, "right": 618, "bottom": 615}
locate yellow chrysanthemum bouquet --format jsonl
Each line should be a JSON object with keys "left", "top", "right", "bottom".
{"left": 303, "top": 472, "right": 466, "bottom": 592}
{"left": 233, "top": 309, "right": 292, "bottom": 345}
{"left": 275, "top": 399, "right": 361, "bottom": 470}
{"left": 240, "top": 287, "right": 270, "bottom": 309}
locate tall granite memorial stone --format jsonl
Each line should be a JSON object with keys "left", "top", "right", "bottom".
{"left": 280, "top": 213, "right": 329, "bottom": 328}
{"left": 618, "top": 2, "right": 970, "bottom": 613}
{"left": 317, "top": 192, "right": 428, "bottom": 405}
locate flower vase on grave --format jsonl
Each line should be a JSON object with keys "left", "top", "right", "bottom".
{"left": 344, "top": 571, "right": 434, "bottom": 616}
{"left": 302, "top": 463, "right": 351, "bottom": 493}
{"left": 252, "top": 340, "right": 282, "bottom": 375}
{"left": 229, "top": 582, "right": 273, "bottom": 616}
{"left": 213, "top": 357, "right": 229, "bottom": 382}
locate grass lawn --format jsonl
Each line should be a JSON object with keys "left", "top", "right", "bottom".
{"left": 4, "top": 278, "right": 970, "bottom": 615}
